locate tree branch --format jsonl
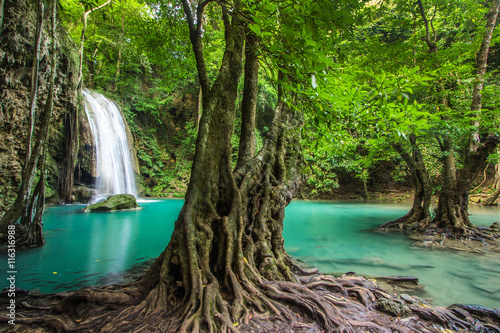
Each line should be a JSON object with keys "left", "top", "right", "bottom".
{"left": 181, "top": 0, "right": 211, "bottom": 96}
{"left": 236, "top": 32, "right": 259, "bottom": 169}
{"left": 416, "top": 0, "right": 437, "bottom": 53}
{"left": 76, "top": 0, "right": 112, "bottom": 92}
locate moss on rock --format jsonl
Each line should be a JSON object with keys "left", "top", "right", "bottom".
{"left": 83, "top": 194, "right": 139, "bottom": 212}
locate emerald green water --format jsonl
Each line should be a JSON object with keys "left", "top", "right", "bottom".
{"left": 1, "top": 200, "right": 499, "bottom": 308}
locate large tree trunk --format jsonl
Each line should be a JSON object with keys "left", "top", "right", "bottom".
{"left": 434, "top": 135, "right": 499, "bottom": 231}
{"left": 380, "top": 136, "right": 432, "bottom": 230}
{"left": 47, "top": 4, "right": 380, "bottom": 332}
{"left": 433, "top": 137, "right": 473, "bottom": 231}
{"left": 54, "top": 7, "right": 312, "bottom": 331}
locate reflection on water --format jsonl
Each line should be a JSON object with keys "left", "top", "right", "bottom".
{"left": 0, "top": 199, "right": 498, "bottom": 308}
{"left": 0, "top": 200, "right": 181, "bottom": 293}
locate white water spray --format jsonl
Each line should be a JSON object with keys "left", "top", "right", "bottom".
{"left": 83, "top": 89, "right": 137, "bottom": 201}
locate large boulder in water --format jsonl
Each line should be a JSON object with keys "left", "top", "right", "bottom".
{"left": 84, "top": 194, "right": 139, "bottom": 212}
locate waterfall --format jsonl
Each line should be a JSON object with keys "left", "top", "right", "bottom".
{"left": 82, "top": 89, "right": 137, "bottom": 201}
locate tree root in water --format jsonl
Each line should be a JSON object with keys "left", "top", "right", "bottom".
{"left": 380, "top": 219, "right": 500, "bottom": 254}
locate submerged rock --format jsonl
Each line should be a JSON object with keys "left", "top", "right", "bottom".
{"left": 83, "top": 194, "right": 139, "bottom": 212}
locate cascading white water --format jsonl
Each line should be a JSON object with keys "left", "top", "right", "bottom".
{"left": 83, "top": 89, "right": 137, "bottom": 201}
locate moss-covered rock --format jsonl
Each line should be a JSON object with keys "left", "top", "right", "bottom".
{"left": 83, "top": 194, "right": 139, "bottom": 212}
{"left": 489, "top": 221, "right": 500, "bottom": 232}
{"left": 377, "top": 298, "right": 412, "bottom": 317}
{"left": 72, "top": 186, "right": 96, "bottom": 204}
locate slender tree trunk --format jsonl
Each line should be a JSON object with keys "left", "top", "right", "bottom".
{"left": 0, "top": 0, "right": 57, "bottom": 247}
{"left": 495, "top": 153, "right": 500, "bottom": 189}
{"left": 21, "top": 0, "right": 58, "bottom": 246}
{"left": 471, "top": 0, "right": 499, "bottom": 143}
{"left": 0, "top": 0, "right": 5, "bottom": 36}
{"left": 0, "top": 0, "right": 44, "bottom": 234}
{"left": 113, "top": 13, "right": 125, "bottom": 91}
{"left": 59, "top": 103, "right": 79, "bottom": 203}
{"left": 60, "top": 0, "right": 111, "bottom": 204}
{"left": 416, "top": 0, "right": 437, "bottom": 53}
{"left": 76, "top": 0, "right": 111, "bottom": 92}
{"left": 196, "top": 86, "right": 202, "bottom": 129}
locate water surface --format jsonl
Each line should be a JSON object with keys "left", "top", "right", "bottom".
{"left": 1, "top": 200, "right": 498, "bottom": 308}
{"left": 284, "top": 201, "right": 500, "bottom": 308}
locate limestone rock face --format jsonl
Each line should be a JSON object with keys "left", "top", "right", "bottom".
{"left": 83, "top": 194, "right": 139, "bottom": 212}
{"left": 0, "top": 0, "right": 78, "bottom": 214}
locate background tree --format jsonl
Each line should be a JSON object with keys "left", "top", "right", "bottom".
{"left": 338, "top": 0, "right": 500, "bottom": 231}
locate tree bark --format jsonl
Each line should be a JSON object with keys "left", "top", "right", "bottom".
{"left": 433, "top": 136, "right": 471, "bottom": 230}
{"left": 0, "top": 0, "right": 5, "bottom": 36}
{"left": 485, "top": 186, "right": 500, "bottom": 206}
{"left": 471, "top": 0, "right": 500, "bottom": 143}
{"left": 113, "top": 12, "right": 125, "bottom": 91}
{"left": 380, "top": 136, "right": 432, "bottom": 229}
{"left": 236, "top": 32, "right": 259, "bottom": 169}
{"left": 416, "top": 0, "right": 437, "bottom": 53}
{"left": 0, "top": 0, "right": 58, "bottom": 247}
{"left": 53, "top": 3, "right": 313, "bottom": 332}
{"left": 433, "top": 0, "right": 500, "bottom": 231}
{"left": 435, "top": 136, "right": 499, "bottom": 230}
{"left": 59, "top": 102, "right": 79, "bottom": 203}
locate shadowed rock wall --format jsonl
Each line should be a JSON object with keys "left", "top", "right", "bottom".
{"left": 0, "top": 0, "right": 79, "bottom": 215}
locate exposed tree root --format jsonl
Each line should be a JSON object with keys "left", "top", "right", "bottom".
{"left": 381, "top": 219, "right": 500, "bottom": 254}
{"left": 2, "top": 270, "right": 500, "bottom": 333}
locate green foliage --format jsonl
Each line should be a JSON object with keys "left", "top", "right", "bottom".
{"left": 58, "top": 0, "right": 500, "bottom": 199}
